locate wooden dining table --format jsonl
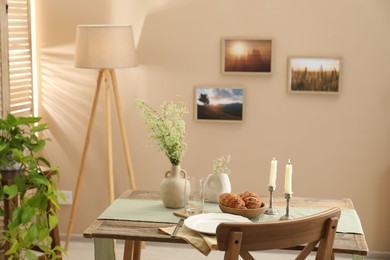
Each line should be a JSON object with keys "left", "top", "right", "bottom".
{"left": 83, "top": 190, "right": 369, "bottom": 260}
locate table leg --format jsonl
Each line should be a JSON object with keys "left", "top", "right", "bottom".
{"left": 133, "top": 241, "right": 142, "bottom": 260}
{"left": 94, "top": 238, "right": 115, "bottom": 260}
{"left": 123, "top": 240, "right": 142, "bottom": 260}
{"left": 123, "top": 240, "right": 134, "bottom": 260}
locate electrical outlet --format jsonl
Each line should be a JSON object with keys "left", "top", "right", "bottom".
{"left": 59, "top": 190, "right": 73, "bottom": 205}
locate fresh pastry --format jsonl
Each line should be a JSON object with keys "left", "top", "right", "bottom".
{"left": 219, "top": 193, "right": 246, "bottom": 209}
{"left": 239, "top": 191, "right": 262, "bottom": 209}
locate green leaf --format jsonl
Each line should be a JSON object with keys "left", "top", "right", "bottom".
{"left": 56, "top": 190, "right": 66, "bottom": 202}
{"left": 38, "top": 228, "right": 50, "bottom": 241}
{"left": 37, "top": 195, "right": 49, "bottom": 212}
{"left": 49, "top": 214, "right": 59, "bottom": 231}
{"left": 15, "top": 116, "right": 41, "bottom": 125}
{"left": 31, "top": 139, "right": 46, "bottom": 152}
{"left": 30, "top": 123, "right": 47, "bottom": 133}
{"left": 4, "top": 184, "right": 18, "bottom": 199}
{"left": 10, "top": 207, "right": 22, "bottom": 228}
{"left": 5, "top": 114, "right": 17, "bottom": 126}
{"left": 21, "top": 206, "right": 35, "bottom": 224}
{"left": 0, "top": 142, "right": 8, "bottom": 151}
{"left": 37, "top": 156, "right": 51, "bottom": 168}
{"left": 28, "top": 173, "right": 50, "bottom": 186}
{"left": 25, "top": 250, "right": 39, "bottom": 260}
{"left": 4, "top": 240, "right": 19, "bottom": 255}
{"left": 49, "top": 194, "right": 60, "bottom": 209}
{"left": 27, "top": 192, "right": 44, "bottom": 208}
{"left": 14, "top": 174, "right": 27, "bottom": 191}
{"left": 27, "top": 224, "right": 39, "bottom": 242}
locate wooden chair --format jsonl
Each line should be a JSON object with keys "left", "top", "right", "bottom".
{"left": 216, "top": 207, "right": 341, "bottom": 260}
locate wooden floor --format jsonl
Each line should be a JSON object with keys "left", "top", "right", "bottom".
{"left": 63, "top": 238, "right": 365, "bottom": 260}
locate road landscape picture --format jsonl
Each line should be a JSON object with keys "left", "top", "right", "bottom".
{"left": 196, "top": 87, "right": 243, "bottom": 121}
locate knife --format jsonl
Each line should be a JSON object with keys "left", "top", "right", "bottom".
{"left": 172, "top": 218, "right": 184, "bottom": 237}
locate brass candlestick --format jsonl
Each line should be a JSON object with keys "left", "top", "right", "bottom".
{"left": 280, "top": 193, "right": 294, "bottom": 220}
{"left": 264, "top": 186, "right": 279, "bottom": 215}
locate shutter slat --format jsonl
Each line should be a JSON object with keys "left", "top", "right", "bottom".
{"left": 10, "top": 82, "right": 32, "bottom": 88}
{"left": 10, "top": 98, "right": 32, "bottom": 105}
{"left": 10, "top": 88, "right": 31, "bottom": 94}
{"left": 11, "top": 92, "right": 32, "bottom": 99}
{"left": 9, "top": 67, "right": 31, "bottom": 73}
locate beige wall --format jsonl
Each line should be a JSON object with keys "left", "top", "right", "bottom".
{"left": 35, "top": 0, "right": 390, "bottom": 253}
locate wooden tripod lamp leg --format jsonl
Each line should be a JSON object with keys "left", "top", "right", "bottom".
{"left": 109, "top": 69, "right": 137, "bottom": 190}
{"left": 110, "top": 69, "right": 141, "bottom": 258}
{"left": 104, "top": 69, "right": 115, "bottom": 203}
{"left": 65, "top": 70, "right": 104, "bottom": 251}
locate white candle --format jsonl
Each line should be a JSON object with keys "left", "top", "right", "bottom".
{"left": 268, "top": 158, "right": 277, "bottom": 187}
{"left": 284, "top": 159, "right": 293, "bottom": 194}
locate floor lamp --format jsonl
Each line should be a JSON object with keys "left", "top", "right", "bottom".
{"left": 65, "top": 25, "right": 137, "bottom": 250}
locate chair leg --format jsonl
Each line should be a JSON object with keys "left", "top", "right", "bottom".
{"left": 297, "top": 241, "right": 318, "bottom": 260}
{"left": 224, "top": 231, "right": 243, "bottom": 260}
{"left": 316, "top": 217, "right": 339, "bottom": 260}
{"left": 240, "top": 251, "right": 255, "bottom": 260}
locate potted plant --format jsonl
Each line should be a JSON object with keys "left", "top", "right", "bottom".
{"left": 204, "top": 155, "right": 232, "bottom": 203}
{"left": 135, "top": 99, "right": 189, "bottom": 208}
{"left": 0, "top": 114, "right": 64, "bottom": 259}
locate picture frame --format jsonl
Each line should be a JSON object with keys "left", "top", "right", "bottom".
{"left": 194, "top": 86, "right": 244, "bottom": 122}
{"left": 221, "top": 37, "right": 272, "bottom": 75}
{"left": 287, "top": 56, "right": 341, "bottom": 94}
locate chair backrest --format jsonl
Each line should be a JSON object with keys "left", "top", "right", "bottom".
{"left": 216, "top": 207, "right": 341, "bottom": 260}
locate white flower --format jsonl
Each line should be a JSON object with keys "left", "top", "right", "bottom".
{"left": 212, "top": 155, "right": 231, "bottom": 174}
{"left": 136, "top": 99, "right": 188, "bottom": 166}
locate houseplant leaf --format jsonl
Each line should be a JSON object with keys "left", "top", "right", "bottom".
{"left": 4, "top": 240, "right": 19, "bottom": 255}
{"left": 21, "top": 206, "right": 35, "bottom": 224}
{"left": 49, "top": 214, "right": 59, "bottom": 231}
{"left": 3, "top": 184, "right": 18, "bottom": 199}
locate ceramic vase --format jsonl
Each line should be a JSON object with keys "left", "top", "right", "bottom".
{"left": 204, "top": 173, "right": 231, "bottom": 203}
{"left": 160, "top": 164, "right": 189, "bottom": 208}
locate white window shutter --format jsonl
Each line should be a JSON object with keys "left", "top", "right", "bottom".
{"left": 0, "top": 0, "right": 34, "bottom": 118}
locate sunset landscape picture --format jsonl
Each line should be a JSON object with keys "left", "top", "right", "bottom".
{"left": 223, "top": 38, "right": 272, "bottom": 74}
{"left": 195, "top": 87, "right": 244, "bottom": 121}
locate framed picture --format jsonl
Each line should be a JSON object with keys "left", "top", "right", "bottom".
{"left": 287, "top": 57, "right": 341, "bottom": 94}
{"left": 194, "top": 86, "right": 244, "bottom": 122}
{"left": 221, "top": 37, "right": 272, "bottom": 75}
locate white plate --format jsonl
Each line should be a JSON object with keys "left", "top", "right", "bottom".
{"left": 184, "top": 213, "right": 251, "bottom": 235}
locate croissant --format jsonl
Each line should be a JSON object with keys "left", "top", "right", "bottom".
{"left": 240, "top": 191, "right": 262, "bottom": 209}
{"left": 219, "top": 193, "right": 246, "bottom": 209}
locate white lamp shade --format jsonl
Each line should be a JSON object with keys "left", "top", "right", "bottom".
{"left": 75, "top": 25, "right": 137, "bottom": 69}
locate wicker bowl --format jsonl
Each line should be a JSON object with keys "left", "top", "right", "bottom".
{"left": 219, "top": 202, "right": 266, "bottom": 219}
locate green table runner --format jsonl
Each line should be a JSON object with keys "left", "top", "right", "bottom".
{"left": 98, "top": 199, "right": 363, "bottom": 234}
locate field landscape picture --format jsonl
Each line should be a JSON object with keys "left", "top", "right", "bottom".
{"left": 289, "top": 57, "right": 340, "bottom": 93}
{"left": 223, "top": 38, "right": 272, "bottom": 74}
{"left": 196, "top": 87, "right": 243, "bottom": 121}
